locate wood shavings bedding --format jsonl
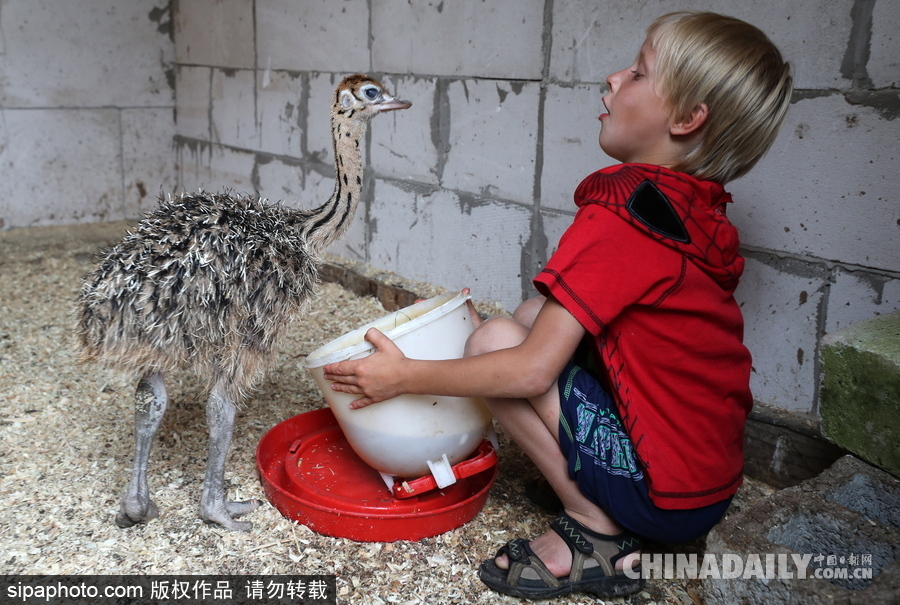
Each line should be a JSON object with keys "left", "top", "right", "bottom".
{"left": 0, "top": 222, "right": 774, "bottom": 604}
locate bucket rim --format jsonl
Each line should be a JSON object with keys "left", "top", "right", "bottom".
{"left": 304, "top": 291, "right": 470, "bottom": 368}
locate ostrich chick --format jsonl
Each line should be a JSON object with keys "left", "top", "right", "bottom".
{"left": 76, "top": 74, "right": 410, "bottom": 531}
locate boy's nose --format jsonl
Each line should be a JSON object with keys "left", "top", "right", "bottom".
{"left": 606, "top": 70, "right": 622, "bottom": 91}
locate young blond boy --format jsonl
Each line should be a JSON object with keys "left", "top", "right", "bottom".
{"left": 324, "top": 11, "right": 793, "bottom": 600}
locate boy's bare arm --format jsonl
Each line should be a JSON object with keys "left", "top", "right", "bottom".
{"left": 323, "top": 296, "right": 586, "bottom": 409}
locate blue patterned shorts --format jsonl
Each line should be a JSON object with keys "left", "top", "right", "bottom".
{"left": 557, "top": 361, "right": 731, "bottom": 544}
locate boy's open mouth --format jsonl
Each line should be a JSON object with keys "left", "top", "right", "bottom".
{"left": 599, "top": 99, "right": 610, "bottom": 120}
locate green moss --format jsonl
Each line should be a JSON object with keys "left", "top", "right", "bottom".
{"left": 820, "top": 312, "right": 900, "bottom": 478}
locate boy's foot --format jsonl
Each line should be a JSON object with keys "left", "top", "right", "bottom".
{"left": 478, "top": 512, "right": 644, "bottom": 599}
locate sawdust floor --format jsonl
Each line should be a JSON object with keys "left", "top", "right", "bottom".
{"left": 0, "top": 222, "right": 775, "bottom": 604}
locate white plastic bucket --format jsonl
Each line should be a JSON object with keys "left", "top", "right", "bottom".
{"left": 305, "top": 292, "right": 494, "bottom": 479}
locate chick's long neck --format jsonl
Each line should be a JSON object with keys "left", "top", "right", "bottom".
{"left": 300, "top": 110, "right": 368, "bottom": 254}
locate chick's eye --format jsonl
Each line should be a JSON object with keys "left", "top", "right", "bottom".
{"left": 364, "top": 87, "right": 379, "bottom": 100}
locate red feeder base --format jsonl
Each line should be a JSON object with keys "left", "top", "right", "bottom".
{"left": 256, "top": 408, "right": 498, "bottom": 542}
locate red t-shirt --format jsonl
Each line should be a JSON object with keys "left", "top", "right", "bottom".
{"left": 534, "top": 163, "right": 752, "bottom": 510}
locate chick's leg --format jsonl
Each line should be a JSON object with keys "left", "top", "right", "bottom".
{"left": 116, "top": 372, "right": 167, "bottom": 527}
{"left": 199, "top": 381, "right": 261, "bottom": 531}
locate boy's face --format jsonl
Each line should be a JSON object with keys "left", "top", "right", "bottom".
{"left": 599, "top": 39, "right": 676, "bottom": 166}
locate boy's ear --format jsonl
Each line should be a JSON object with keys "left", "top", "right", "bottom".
{"left": 670, "top": 103, "right": 708, "bottom": 136}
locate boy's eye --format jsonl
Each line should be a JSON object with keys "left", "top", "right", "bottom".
{"left": 631, "top": 70, "right": 643, "bottom": 80}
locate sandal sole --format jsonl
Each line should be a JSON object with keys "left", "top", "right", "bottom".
{"left": 478, "top": 560, "right": 646, "bottom": 599}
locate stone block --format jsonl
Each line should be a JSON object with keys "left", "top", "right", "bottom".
{"left": 820, "top": 312, "right": 900, "bottom": 477}
{"left": 372, "top": 0, "right": 544, "bottom": 79}
{"left": 541, "top": 209, "right": 577, "bottom": 259}
{"left": 743, "top": 402, "right": 846, "bottom": 489}
{"left": 703, "top": 455, "right": 900, "bottom": 604}
{"left": 253, "top": 157, "right": 305, "bottom": 202}
{"left": 306, "top": 74, "right": 344, "bottom": 169}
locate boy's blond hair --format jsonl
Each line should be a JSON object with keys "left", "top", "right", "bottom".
{"left": 648, "top": 11, "right": 793, "bottom": 183}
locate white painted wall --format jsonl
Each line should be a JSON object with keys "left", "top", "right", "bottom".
{"left": 2, "top": 0, "right": 898, "bottom": 417}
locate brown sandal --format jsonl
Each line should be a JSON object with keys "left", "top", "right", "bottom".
{"left": 478, "top": 513, "right": 645, "bottom": 599}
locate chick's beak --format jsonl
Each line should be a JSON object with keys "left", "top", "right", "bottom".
{"left": 376, "top": 95, "right": 412, "bottom": 112}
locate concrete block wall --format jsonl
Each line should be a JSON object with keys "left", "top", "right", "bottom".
{"left": 0, "top": 0, "right": 176, "bottom": 226}
{"left": 2, "top": 0, "right": 898, "bottom": 419}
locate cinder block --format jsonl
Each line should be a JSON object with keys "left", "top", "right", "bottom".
{"left": 211, "top": 69, "right": 258, "bottom": 150}
{"left": 826, "top": 269, "right": 900, "bottom": 334}
{"left": 372, "top": 0, "right": 544, "bottom": 79}
{"left": 703, "top": 455, "right": 900, "bottom": 604}
{"left": 306, "top": 74, "right": 344, "bottom": 168}
{"left": 368, "top": 76, "right": 440, "bottom": 187}
{"left": 177, "top": 144, "right": 256, "bottom": 195}
{"left": 121, "top": 108, "right": 177, "bottom": 217}
{"left": 820, "top": 312, "right": 900, "bottom": 477}
{"left": 174, "top": 0, "right": 254, "bottom": 68}
{"left": 0, "top": 0, "right": 173, "bottom": 107}
{"left": 729, "top": 95, "right": 900, "bottom": 274}
{"left": 256, "top": 70, "right": 306, "bottom": 158}
{"left": 254, "top": 158, "right": 306, "bottom": 203}
{"left": 549, "top": 0, "right": 645, "bottom": 84}
{"left": 442, "top": 79, "right": 540, "bottom": 204}
{"left": 0, "top": 109, "right": 122, "bottom": 228}
{"left": 549, "top": 1, "right": 848, "bottom": 89}
{"left": 541, "top": 83, "right": 615, "bottom": 212}
{"left": 871, "top": 1, "right": 900, "bottom": 88}
{"left": 175, "top": 65, "right": 211, "bottom": 141}
{"left": 368, "top": 180, "right": 532, "bottom": 309}
{"left": 735, "top": 255, "right": 829, "bottom": 413}
{"left": 256, "top": 0, "right": 369, "bottom": 72}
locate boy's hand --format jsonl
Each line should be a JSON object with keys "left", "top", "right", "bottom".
{"left": 322, "top": 328, "right": 408, "bottom": 409}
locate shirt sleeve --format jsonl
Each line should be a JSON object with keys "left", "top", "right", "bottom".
{"left": 534, "top": 205, "right": 683, "bottom": 335}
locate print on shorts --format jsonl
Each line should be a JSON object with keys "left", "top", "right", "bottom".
{"left": 566, "top": 365, "right": 644, "bottom": 480}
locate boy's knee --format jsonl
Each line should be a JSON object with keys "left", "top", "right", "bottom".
{"left": 465, "top": 317, "right": 528, "bottom": 357}
{"left": 512, "top": 296, "right": 546, "bottom": 328}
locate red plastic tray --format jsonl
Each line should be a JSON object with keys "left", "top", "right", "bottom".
{"left": 256, "top": 408, "right": 497, "bottom": 542}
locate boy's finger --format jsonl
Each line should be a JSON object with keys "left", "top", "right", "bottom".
{"left": 364, "top": 327, "right": 394, "bottom": 349}
{"left": 322, "top": 362, "right": 349, "bottom": 378}
{"left": 349, "top": 397, "right": 374, "bottom": 410}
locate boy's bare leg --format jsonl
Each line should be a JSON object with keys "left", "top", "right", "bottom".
{"left": 466, "top": 314, "right": 639, "bottom": 577}
{"left": 511, "top": 295, "right": 546, "bottom": 329}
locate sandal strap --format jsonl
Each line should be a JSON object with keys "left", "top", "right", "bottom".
{"left": 498, "top": 538, "right": 560, "bottom": 588}
{"left": 551, "top": 515, "right": 595, "bottom": 555}
{"left": 502, "top": 538, "right": 531, "bottom": 565}
{"left": 550, "top": 513, "right": 643, "bottom": 577}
